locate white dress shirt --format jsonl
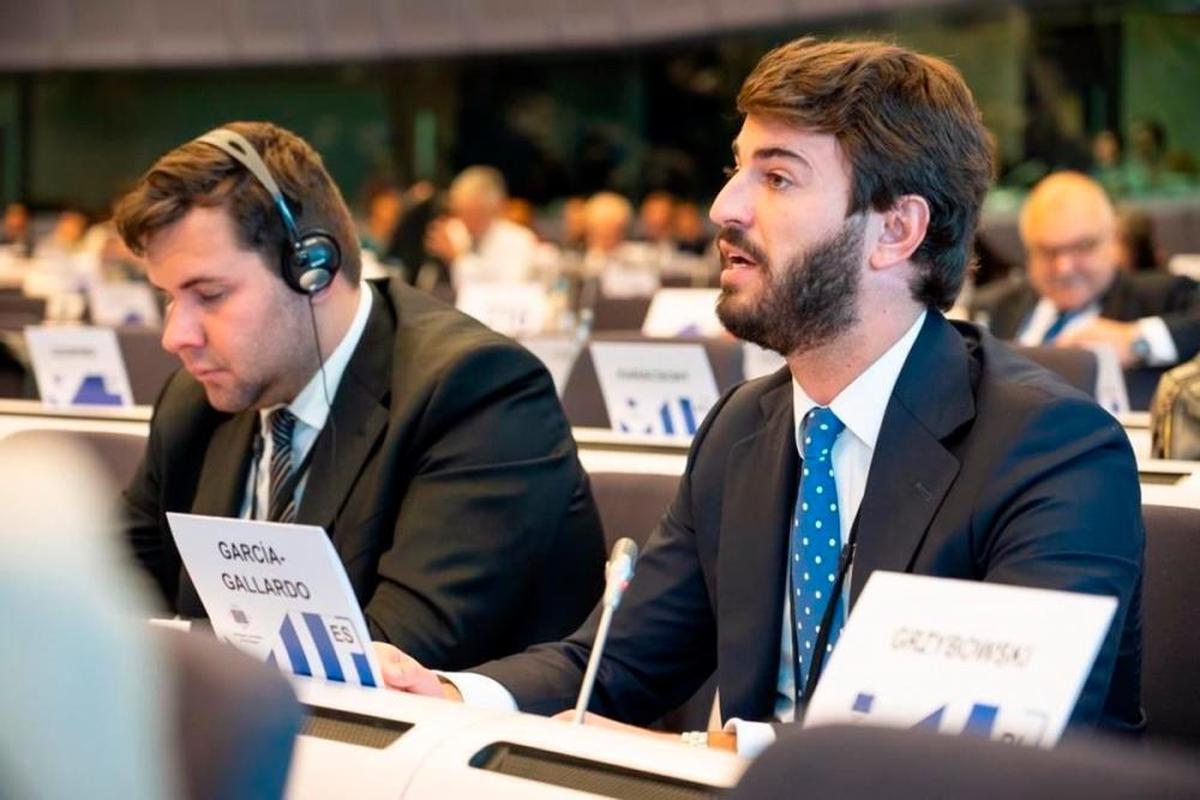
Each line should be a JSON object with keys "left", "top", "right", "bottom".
{"left": 445, "top": 311, "right": 930, "bottom": 756}
{"left": 240, "top": 282, "right": 374, "bottom": 520}
{"left": 1017, "top": 297, "right": 1177, "bottom": 365}
{"left": 726, "top": 310, "right": 926, "bottom": 756}
{"left": 450, "top": 218, "right": 539, "bottom": 288}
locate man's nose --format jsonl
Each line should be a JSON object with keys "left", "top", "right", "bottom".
{"left": 160, "top": 303, "right": 203, "bottom": 355}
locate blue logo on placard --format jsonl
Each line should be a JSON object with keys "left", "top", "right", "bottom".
{"left": 71, "top": 374, "right": 123, "bottom": 405}
{"left": 269, "top": 611, "right": 375, "bottom": 687}
{"left": 617, "top": 396, "right": 701, "bottom": 436}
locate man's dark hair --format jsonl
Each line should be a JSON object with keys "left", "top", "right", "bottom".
{"left": 737, "top": 38, "right": 993, "bottom": 309}
{"left": 113, "top": 121, "right": 360, "bottom": 284}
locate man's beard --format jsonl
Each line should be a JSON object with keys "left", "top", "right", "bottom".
{"left": 716, "top": 215, "right": 865, "bottom": 356}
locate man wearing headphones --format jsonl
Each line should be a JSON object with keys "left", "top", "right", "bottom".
{"left": 114, "top": 121, "right": 606, "bottom": 670}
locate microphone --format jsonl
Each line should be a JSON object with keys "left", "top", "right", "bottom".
{"left": 572, "top": 537, "right": 639, "bottom": 724}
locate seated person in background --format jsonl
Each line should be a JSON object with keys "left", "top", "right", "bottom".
{"left": 1114, "top": 205, "right": 1164, "bottom": 273}
{"left": 0, "top": 202, "right": 33, "bottom": 257}
{"left": 637, "top": 190, "right": 678, "bottom": 252}
{"left": 974, "top": 171, "right": 1199, "bottom": 367}
{"left": 114, "top": 121, "right": 606, "bottom": 670}
{"left": 377, "top": 38, "right": 1144, "bottom": 754}
{"left": 424, "top": 165, "right": 539, "bottom": 288}
{"left": 581, "top": 191, "right": 662, "bottom": 298}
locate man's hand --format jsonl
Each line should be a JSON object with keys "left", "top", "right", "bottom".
{"left": 424, "top": 217, "right": 466, "bottom": 263}
{"left": 549, "top": 711, "right": 737, "bottom": 751}
{"left": 373, "top": 642, "right": 462, "bottom": 701}
{"left": 1056, "top": 318, "right": 1140, "bottom": 366}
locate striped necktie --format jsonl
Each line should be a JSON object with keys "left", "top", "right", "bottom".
{"left": 267, "top": 408, "right": 297, "bottom": 524}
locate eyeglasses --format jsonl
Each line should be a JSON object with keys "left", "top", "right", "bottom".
{"left": 1026, "top": 234, "right": 1107, "bottom": 263}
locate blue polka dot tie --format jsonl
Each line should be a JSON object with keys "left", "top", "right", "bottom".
{"left": 791, "top": 406, "right": 846, "bottom": 698}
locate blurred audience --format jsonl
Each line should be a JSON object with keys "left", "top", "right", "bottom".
{"left": 425, "top": 165, "right": 539, "bottom": 288}
{"left": 582, "top": 191, "right": 660, "bottom": 298}
{"left": 972, "top": 170, "right": 1200, "bottom": 367}
{"left": 636, "top": 190, "right": 676, "bottom": 249}
{"left": 1114, "top": 204, "right": 1164, "bottom": 273}
{"left": 360, "top": 182, "right": 405, "bottom": 256}
{"left": 0, "top": 202, "right": 33, "bottom": 257}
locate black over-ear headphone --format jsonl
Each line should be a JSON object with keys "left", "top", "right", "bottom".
{"left": 195, "top": 127, "right": 341, "bottom": 294}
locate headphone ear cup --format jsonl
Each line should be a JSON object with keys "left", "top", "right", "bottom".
{"left": 285, "top": 230, "right": 341, "bottom": 294}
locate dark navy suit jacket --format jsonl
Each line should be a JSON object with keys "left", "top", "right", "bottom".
{"left": 475, "top": 312, "right": 1145, "bottom": 734}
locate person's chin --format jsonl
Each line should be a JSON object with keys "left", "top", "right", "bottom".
{"left": 199, "top": 379, "right": 253, "bottom": 414}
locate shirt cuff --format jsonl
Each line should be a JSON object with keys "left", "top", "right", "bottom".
{"left": 435, "top": 671, "right": 518, "bottom": 712}
{"left": 1137, "top": 317, "right": 1178, "bottom": 366}
{"left": 723, "top": 718, "right": 777, "bottom": 759}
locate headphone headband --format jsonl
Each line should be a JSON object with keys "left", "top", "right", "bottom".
{"left": 193, "top": 126, "right": 340, "bottom": 294}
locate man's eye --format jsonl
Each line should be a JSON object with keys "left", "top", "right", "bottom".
{"left": 196, "top": 290, "right": 225, "bottom": 304}
{"left": 764, "top": 172, "right": 791, "bottom": 190}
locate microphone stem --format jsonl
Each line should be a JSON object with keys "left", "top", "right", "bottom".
{"left": 571, "top": 602, "right": 616, "bottom": 725}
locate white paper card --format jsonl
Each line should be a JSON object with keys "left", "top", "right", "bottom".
{"left": 1085, "top": 344, "right": 1130, "bottom": 416}
{"left": 166, "top": 513, "right": 382, "bottom": 688}
{"left": 600, "top": 267, "right": 660, "bottom": 299}
{"left": 25, "top": 325, "right": 134, "bottom": 408}
{"left": 456, "top": 282, "right": 549, "bottom": 337}
{"left": 805, "top": 572, "right": 1116, "bottom": 747}
{"left": 742, "top": 342, "right": 787, "bottom": 380}
{"left": 87, "top": 282, "right": 162, "bottom": 327}
{"left": 590, "top": 341, "right": 719, "bottom": 438}
{"left": 641, "top": 288, "right": 723, "bottom": 338}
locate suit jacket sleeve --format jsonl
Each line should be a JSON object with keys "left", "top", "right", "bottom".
{"left": 467, "top": 388, "right": 738, "bottom": 722}
{"left": 123, "top": 414, "right": 172, "bottom": 608}
{"left": 977, "top": 393, "right": 1144, "bottom": 731}
{"left": 363, "top": 341, "right": 600, "bottom": 671}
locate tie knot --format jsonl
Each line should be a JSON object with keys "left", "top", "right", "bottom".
{"left": 269, "top": 408, "right": 296, "bottom": 443}
{"left": 801, "top": 407, "right": 844, "bottom": 462}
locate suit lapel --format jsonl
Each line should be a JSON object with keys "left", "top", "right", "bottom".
{"left": 191, "top": 411, "right": 257, "bottom": 517}
{"left": 718, "top": 374, "right": 796, "bottom": 722}
{"left": 297, "top": 284, "right": 393, "bottom": 535}
{"left": 849, "top": 314, "right": 976, "bottom": 605}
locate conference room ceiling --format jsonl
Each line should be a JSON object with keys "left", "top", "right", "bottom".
{"left": 1, "top": 0, "right": 1009, "bottom": 69}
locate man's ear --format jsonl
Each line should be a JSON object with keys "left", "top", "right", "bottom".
{"left": 868, "top": 194, "right": 930, "bottom": 271}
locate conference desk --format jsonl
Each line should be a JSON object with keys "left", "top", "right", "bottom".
{"left": 0, "top": 400, "right": 1194, "bottom": 507}
{"left": 289, "top": 677, "right": 745, "bottom": 800}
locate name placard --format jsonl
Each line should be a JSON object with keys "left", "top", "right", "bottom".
{"left": 167, "top": 513, "right": 381, "bottom": 688}
{"left": 87, "top": 282, "right": 162, "bottom": 327}
{"left": 804, "top": 572, "right": 1116, "bottom": 747}
{"left": 641, "top": 288, "right": 723, "bottom": 338}
{"left": 742, "top": 342, "right": 787, "bottom": 380}
{"left": 590, "top": 341, "right": 719, "bottom": 438}
{"left": 25, "top": 325, "right": 134, "bottom": 407}
{"left": 456, "top": 282, "right": 549, "bottom": 337}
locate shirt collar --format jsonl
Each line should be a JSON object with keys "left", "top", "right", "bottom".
{"left": 792, "top": 310, "right": 927, "bottom": 454}
{"left": 261, "top": 281, "right": 374, "bottom": 433}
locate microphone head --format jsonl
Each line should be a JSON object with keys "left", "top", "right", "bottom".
{"left": 609, "top": 537, "right": 639, "bottom": 570}
{"left": 603, "top": 537, "right": 639, "bottom": 608}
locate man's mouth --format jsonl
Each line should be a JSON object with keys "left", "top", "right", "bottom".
{"left": 719, "top": 242, "right": 759, "bottom": 269}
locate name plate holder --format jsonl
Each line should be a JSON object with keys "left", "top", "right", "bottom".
{"left": 590, "top": 340, "right": 719, "bottom": 439}
{"left": 641, "top": 288, "right": 723, "bottom": 338}
{"left": 25, "top": 325, "right": 134, "bottom": 408}
{"left": 456, "top": 282, "right": 549, "bottom": 337}
{"left": 167, "top": 513, "right": 382, "bottom": 688}
{"left": 804, "top": 572, "right": 1116, "bottom": 747}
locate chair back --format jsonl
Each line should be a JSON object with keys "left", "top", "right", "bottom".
{"left": 1142, "top": 503, "right": 1200, "bottom": 748}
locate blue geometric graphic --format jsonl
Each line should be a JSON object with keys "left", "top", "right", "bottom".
{"left": 71, "top": 374, "right": 123, "bottom": 406}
